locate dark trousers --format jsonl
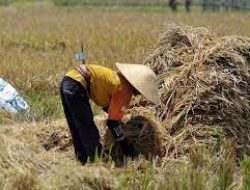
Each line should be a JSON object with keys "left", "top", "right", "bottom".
{"left": 60, "top": 76, "right": 102, "bottom": 164}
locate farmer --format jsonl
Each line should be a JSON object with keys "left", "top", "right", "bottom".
{"left": 185, "top": 0, "right": 191, "bottom": 12}
{"left": 60, "top": 61, "right": 160, "bottom": 165}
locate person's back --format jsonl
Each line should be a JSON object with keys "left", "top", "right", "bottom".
{"left": 87, "top": 64, "right": 129, "bottom": 107}
{"left": 66, "top": 64, "right": 131, "bottom": 107}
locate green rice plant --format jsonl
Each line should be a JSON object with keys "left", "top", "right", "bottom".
{"left": 165, "top": 161, "right": 209, "bottom": 190}
{"left": 52, "top": 0, "right": 166, "bottom": 6}
{"left": 241, "top": 155, "right": 250, "bottom": 190}
{"left": 23, "top": 89, "right": 63, "bottom": 122}
{"left": 53, "top": 0, "right": 81, "bottom": 6}
{"left": 116, "top": 161, "right": 159, "bottom": 190}
{"left": 212, "top": 141, "right": 237, "bottom": 190}
{"left": 0, "top": 0, "right": 12, "bottom": 6}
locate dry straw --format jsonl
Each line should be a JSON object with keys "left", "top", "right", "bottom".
{"left": 0, "top": 120, "right": 114, "bottom": 189}
{"left": 104, "top": 24, "right": 250, "bottom": 161}
{"left": 36, "top": 24, "right": 250, "bottom": 164}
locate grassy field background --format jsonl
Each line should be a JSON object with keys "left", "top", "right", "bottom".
{"left": 0, "top": 4, "right": 250, "bottom": 189}
{"left": 0, "top": 5, "right": 249, "bottom": 121}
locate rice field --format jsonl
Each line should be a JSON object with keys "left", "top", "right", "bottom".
{"left": 1, "top": 5, "right": 250, "bottom": 120}
{"left": 0, "top": 4, "right": 250, "bottom": 190}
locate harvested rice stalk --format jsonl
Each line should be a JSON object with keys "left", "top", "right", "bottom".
{"left": 103, "top": 108, "right": 169, "bottom": 163}
{"left": 129, "top": 24, "right": 250, "bottom": 159}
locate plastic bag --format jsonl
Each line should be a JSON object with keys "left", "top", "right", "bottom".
{"left": 0, "top": 78, "right": 29, "bottom": 114}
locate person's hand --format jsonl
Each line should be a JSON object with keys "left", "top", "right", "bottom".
{"left": 107, "top": 120, "right": 136, "bottom": 158}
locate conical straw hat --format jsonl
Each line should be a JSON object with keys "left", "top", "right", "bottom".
{"left": 116, "top": 63, "right": 161, "bottom": 105}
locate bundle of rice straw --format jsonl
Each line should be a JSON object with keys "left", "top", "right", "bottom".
{"left": 102, "top": 108, "right": 170, "bottom": 163}
{"left": 103, "top": 24, "right": 250, "bottom": 161}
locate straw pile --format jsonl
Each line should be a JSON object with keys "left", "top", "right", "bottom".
{"left": 104, "top": 24, "right": 250, "bottom": 161}
{"left": 0, "top": 120, "right": 114, "bottom": 189}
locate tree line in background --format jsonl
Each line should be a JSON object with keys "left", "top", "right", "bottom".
{"left": 0, "top": 0, "right": 250, "bottom": 11}
{"left": 52, "top": 0, "right": 250, "bottom": 10}
{"left": 169, "top": 0, "right": 250, "bottom": 12}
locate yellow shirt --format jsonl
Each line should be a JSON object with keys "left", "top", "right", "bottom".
{"left": 66, "top": 64, "right": 133, "bottom": 121}
{"left": 66, "top": 68, "right": 87, "bottom": 87}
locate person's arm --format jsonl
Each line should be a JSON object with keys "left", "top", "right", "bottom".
{"left": 107, "top": 86, "right": 135, "bottom": 157}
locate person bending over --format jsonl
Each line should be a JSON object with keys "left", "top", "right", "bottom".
{"left": 60, "top": 61, "right": 160, "bottom": 165}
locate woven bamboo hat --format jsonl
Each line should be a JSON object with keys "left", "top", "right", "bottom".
{"left": 116, "top": 63, "right": 161, "bottom": 105}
